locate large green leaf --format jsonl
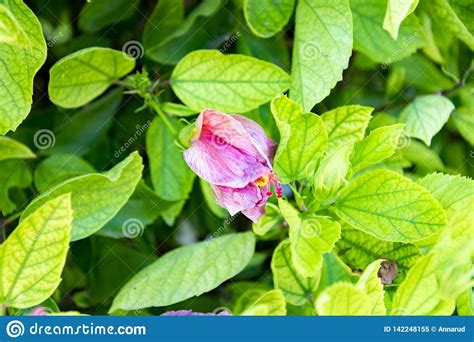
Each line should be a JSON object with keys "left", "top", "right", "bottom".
{"left": 317, "top": 253, "right": 359, "bottom": 294}
{"left": 280, "top": 199, "right": 341, "bottom": 277}
{"left": 0, "top": 136, "right": 35, "bottom": 161}
{"left": 48, "top": 47, "right": 135, "bottom": 108}
{"left": 78, "top": 0, "right": 139, "bottom": 33}
{"left": 316, "top": 283, "right": 373, "bottom": 315}
{"left": 423, "top": 0, "right": 474, "bottom": 49}
{"left": 316, "top": 260, "right": 386, "bottom": 315}
{"left": 34, "top": 154, "right": 96, "bottom": 193}
{"left": 351, "top": 0, "right": 425, "bottom": 64}
{"left": 146, "top": 116, "right": 195, "bottom": 202}
{"left": 170, "top": 50, "right": 291, "bottom": 113}
{"left": 383, "top": 0, "right": 419, "bottom": 39}
{"left": 0, "top": 0, "right": 46, "bottom": 134}
{"left": 0, "top": 194, "right": 72, "bottom": 308}
{"left": 453, "top": 107, "right": 474, "bottom": 146}
{"left": 290, "top": 0, "right": 352, "bottom": 112}
{"left": 399, "top": 95, "right": 454, "bottom": 146}
{"left": 335, "top": 169, "right": 447, "bottom": 242}
{"left": 337, "top": 224, "right": 420, "bottom": 283}
{"left": 350, "top": 124, "right": 405, "bottom": 173}
{"left": 239, "top": 289, "right": 287, "bottom": 315}
{"left": 244, "top": 0, "right": 294, "bottom": 38}
{"left": 271, "top": 95, "right": 328, "bottom": 182}
{"left": 0, "top": 160, "right": 32, "bottom": 215}
{"left": 21, "top": 152, "right": 143, "bottom": 241}
{"left": 417, "top": 173, "right": 474, "bottom": 219}
{"left": 110, "top": 232, "right": 256, "bottom": 311}
{"left": 271, "top": 240, "right": 320, "bottom": 305}
{"left": 321, "top": 105, "right": 373, "bottom": 152}
{"left": 145, "top": 0, "right": 233, "bottom": 65}
{"left": 142, "top": 0, "right": 184, "bottom": 51}
{"left": 356, "top": 260, "right": 386, "bottom": 315}
{"left": 48, "top": 89, "right": 123, "bottom": 156}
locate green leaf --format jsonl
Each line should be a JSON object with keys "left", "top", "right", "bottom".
{"left": 0, "top": 194, "right": 72, "bottom": 308}
{"left": 392, "top": 54, "right": 455, "bottom": 93}
{"left": 401, "top": 140, "right": 445, "bottom": 172}
{"left": 78, "top": 0, "right": 139, "bottom": 33}
{"left": 321, "top": 105, "right": 373, "bottom": 152}
{"left": 350, "top": 124, "right": 405, "bottom": 173}
{"left": 170, "top": 50, "right": 291, "bottom": 113}
{"left": 271, "top": 240, "right": 320, "bottom": 305}
{"left": 456, "top": 289, "right": 473, "bottom": 316}
{"left": 145, "top": 0, "right": 233, "bottom": 65}
{"left": 110, "top": 232, "right": 256, "bottom": 311}
{"left": 34, "top": 154, "right": 96, "bottom": 193}
{"left": 356, "top": 260, "right": 386, "bottom": 315}
{"left": 335, "top": 169, "right": 447, "bottom": 242}
{"left": 280, "top": 198, "right": 341, "bottom": 277}
{"left": 0, "top": 0, "right": 46, "bottom": 134}
{"left": 244, "top": 0, "right": 294, "bottom": 38}
{"left": 252, "top": 203, "right": 281, "bottom": 236}
{"left": 239, "top": 289, "right": 287, "bottom": 315}
{"left": 142, "top": 0, "right": 184, "bottom": 51}
{"left": 48, "top": 47, "right": 135, "bottom": 108}
{"left": 0, "top": 160, "right": 32, "bottom": 215}
{"left": 146, "top": 116, "right": 195, "bottom": 202}
{"left": 453, "top": 107, "right": 474, "bottom": 146}
{"left": 383, "top": 0, "right": 419, "bottom": 39}
{"left": 417, "top": 173, "right": 474, "bottom": 219}
{"left": 21, "top": 152, "right": 143, "bottom": 241}
{"left": 236, "top": 28, "right": 290, "bottom": 71}
{"left": 290, "top": 0, "right": 353, "bottom": 111}
{"left": 351, "top": 0, "right": 425, "bottom": 64}
{"left": 0, "top": 136, "right": 35, "bottom": 161}
{"left": 399, "top": 95, "right": 454, "bottom": 146}
{"left": 49, "top": 89, "right": 123, "bottom": 156}
{"left": 317, "top": 252, "right": 359, "bottom": 295}
{"left": 316, "top": 283, "right": 373, "bottom": 315}
{"left": 316, "top": 260, "right": 386, "bottom": 315}
{"left": 337, "top": 224, "right": 420, "bottom": 283}
{"left": 271, "top": 95, "right": 328, "bottom": 182}
{"left": 423, "top": 0, "right": 474, "bottom": 50}
{"left": 98, "top": 182, "right": 162, "bottom": 239}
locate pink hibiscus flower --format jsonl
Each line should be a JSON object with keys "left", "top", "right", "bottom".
{"left": 184, "top": 109, "right": 282, "bottom": 221}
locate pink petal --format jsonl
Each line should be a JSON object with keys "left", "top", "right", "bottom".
{"left": 231, "top": 114, "right": 277, "bottom": 161}
{"left": 211, "top": 182, "right": 270, "bottom": 221}
{"left": 184, "top": 109, "right": 272, "bottom": 187}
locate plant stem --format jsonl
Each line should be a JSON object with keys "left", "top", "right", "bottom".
{"left": 148, "top": 99, "right": 177, "bottom": 137}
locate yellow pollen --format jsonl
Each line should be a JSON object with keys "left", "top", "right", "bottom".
{"left": 255, "top": 175, "right": 269, "bottom": 187}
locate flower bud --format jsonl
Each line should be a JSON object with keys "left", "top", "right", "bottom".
{"left": 313, "top": 144, "right": 352, "bottom": 201}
